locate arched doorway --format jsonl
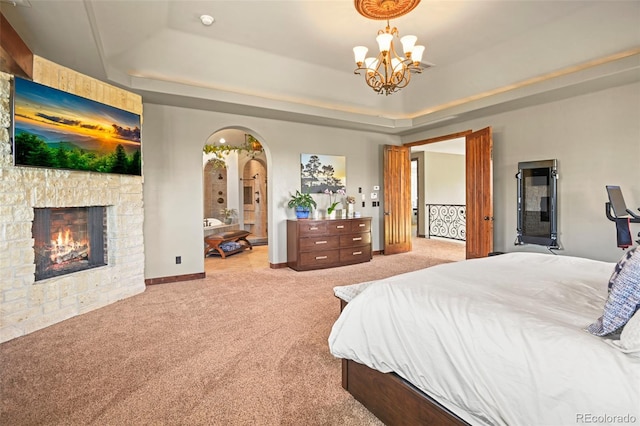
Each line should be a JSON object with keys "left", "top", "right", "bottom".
{"left": 203, "top": 128, "right": 269, "bottom": 248}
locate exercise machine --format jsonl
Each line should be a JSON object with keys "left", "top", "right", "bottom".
{"left": 605, "top": 185, "right": 639, "bottom": 247}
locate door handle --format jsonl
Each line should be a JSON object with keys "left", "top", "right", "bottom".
{"left": 484, "top": 216, "right": 494, "bottom": 221}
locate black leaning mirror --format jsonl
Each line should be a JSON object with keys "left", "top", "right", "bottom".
{"left": 515, "top": 159, "right": 559, "bottom": 248}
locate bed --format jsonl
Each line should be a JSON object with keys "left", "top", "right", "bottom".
{"left": 329, "top": 251, "right": 640, "bottom": 425}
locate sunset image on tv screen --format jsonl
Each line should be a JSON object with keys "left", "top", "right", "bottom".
{"left": 12, "top": 77, "right": 141, "bottom": 175}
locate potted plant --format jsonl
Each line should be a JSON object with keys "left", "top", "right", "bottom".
{"left": 287, "top": 190, "right": 317, "bottom": 219}
{"left": 324, "top": 187, "right": 346, "bottom": 218}
{"left": 221, "top": 208, "right": 237, "bottom": 224}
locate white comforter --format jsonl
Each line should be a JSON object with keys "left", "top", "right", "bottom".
{"left": 329, "top": 252, "right": 640, "bottom": 426}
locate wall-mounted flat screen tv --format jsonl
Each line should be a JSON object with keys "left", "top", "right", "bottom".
{"left": 11, "top": 76, "right": 141, "bottom": 175}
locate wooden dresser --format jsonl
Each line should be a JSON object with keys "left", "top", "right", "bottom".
{"left": 286, "top": 217, "right": 372, "bottom": 271}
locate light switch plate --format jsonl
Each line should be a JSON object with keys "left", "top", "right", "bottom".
{"left": 371, "top": 192, "right": 378, "bottom": 200}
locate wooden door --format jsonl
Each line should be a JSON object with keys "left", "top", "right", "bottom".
{"left": 383, "top": 145, "right": 412, "bottom": 254}
{"left": 465, "top": 127, "right": 493, "bottom": 259}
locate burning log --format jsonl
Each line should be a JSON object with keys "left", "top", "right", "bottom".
{"left": 51, "top": 245, "right": 88, "bottom": 264}
{"left": 54, "top": 247, "right": 88, "bottom": 264}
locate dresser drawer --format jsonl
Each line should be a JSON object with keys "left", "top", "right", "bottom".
{"left": 299, "top": 235, "right": 339, "bottom": 251}
{"left": 299, "top": 249, "right": 340, "bottom": 266}
{"left": 339, "top": 232, "right": 371, "bottom": 247}
{"left": 351, "top": 219, "right": 371, "bottom": 232}
{"left": 326, "top": 220, "right": 352, "bottom": 234}
{"left": 298, "top": 221, "right": 328, "bottom": 236}
{"left": 339, "top": 246, "right": 372, "bottom": 263}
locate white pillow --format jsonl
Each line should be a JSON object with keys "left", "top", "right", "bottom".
{"left": 607, "top": 309, "right": 640, "bottom": 355}
{"left": 334, "top": 281, "right": 376, "bottom": 303}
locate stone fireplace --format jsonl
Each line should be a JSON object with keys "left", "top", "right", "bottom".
{"left": 0, "top": 63, "right": 145, "bottom": 343}
{"left": 33, "top": 207, "right": 107, "bottom": 281}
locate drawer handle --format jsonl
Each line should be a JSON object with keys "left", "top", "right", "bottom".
{"left": 309, "top": 227, "right": 319, "bottom": 230}
{"left": 336, "top": 225, "right": 345, "bottom": 229}
{"left": 352, "top": 251, "right": 363, "bottom": 255}
{"left": 315, "top": 240, "right": 327, "bottom": 244}
{"left": 315, "top": 255, "right": 328, "bottom": 260}
{"left": 352, "top": 237, "right": 362, "bottom": 241}
{"left": 358, "top": 223, "right": 365, "bottom": 227}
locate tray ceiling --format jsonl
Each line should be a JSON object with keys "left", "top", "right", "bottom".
{"left": 2, "top": 0, "right": 639, "bottom": 135}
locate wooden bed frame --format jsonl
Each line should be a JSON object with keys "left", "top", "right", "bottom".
{"left": 338, "top": 299, "right": 469, "bottom": 426}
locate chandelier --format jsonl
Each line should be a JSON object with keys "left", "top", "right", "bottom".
{"left": 352, "top": 0, "right": 425, "bottom": 95}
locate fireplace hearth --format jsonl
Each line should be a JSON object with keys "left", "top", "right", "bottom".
{"left": 32, "top": 207, "right": 107, "bottom": 281}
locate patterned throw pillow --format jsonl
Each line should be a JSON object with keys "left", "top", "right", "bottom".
{"left": 587, "top": 247, "right": 640, "bottom": 336}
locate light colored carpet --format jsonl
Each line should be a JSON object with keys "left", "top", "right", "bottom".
{"left": 0, "top": 238, "right": 464, "bottom": 425}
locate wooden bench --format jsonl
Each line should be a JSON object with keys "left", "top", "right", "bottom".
{"left": 204, "top": 230, "right": 253, "bottom": 259}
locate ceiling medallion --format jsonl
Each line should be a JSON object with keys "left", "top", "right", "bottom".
{"left": 354, "top": 0, "right": 421, "bottom": 20}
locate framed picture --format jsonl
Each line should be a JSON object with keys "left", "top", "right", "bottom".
{"left": 11, "top": 77, "right": 142, "bottom": 175}
{"left": 300, "top": 153, "right": 346, "bottom": 193}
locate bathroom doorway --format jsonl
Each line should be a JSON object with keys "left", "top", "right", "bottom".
{"left": 203, "top": 129, "right": 268, "bottom": 248}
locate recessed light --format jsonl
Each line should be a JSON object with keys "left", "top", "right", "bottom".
{"left": 219, "top": 138, "right": 226, "bottom": 144}
{"left": 200, "top": 15, "right": 214, "bottom": 26}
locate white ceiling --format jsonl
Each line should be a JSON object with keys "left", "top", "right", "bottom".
{"left": 2, "top": 0, "right": 639, "bottom": 136}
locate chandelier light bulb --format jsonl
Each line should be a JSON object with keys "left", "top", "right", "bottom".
{"left": 376, "top": 33, "right": 393, "bottom": 53}
{"left": 391, "top": 58, "right": 403, "bottom": 73}
{"left": 364, "top": 57, "right": 378, "bottom": 75}
{"left": 412, "top": 45, "right": 425, "bottom": 64}
{"left": 400, "top": 35, "right": 417, "bottom": 56}
{"left": 353, "top": 46, "right": 368, "bottom": 66}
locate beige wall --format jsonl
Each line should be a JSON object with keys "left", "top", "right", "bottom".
{"left": 424, "top": 152, "right": 466, "bottom": 205}
{"left": 141, "top": 104, "right": 398, "bottom": 279}
{"left": 404, "top": 81, "right": 640, "bottom": 262}
{"left": 143, "top": 81, "right": 639, "bottom": 282}
{"left": 422, "top": 152, "right": 465, "bottom": 239}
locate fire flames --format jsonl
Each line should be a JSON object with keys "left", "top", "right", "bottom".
{"left": 49, "top": 229, "right": 89, "bottom": 264}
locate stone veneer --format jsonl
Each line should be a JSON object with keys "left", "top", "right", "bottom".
{"left": 0, "top": 71, "right": 145, "bottom": 343}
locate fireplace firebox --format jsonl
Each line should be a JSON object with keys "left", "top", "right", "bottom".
{"left": 32, "top": 207, "right": 107, "bottom": 281}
